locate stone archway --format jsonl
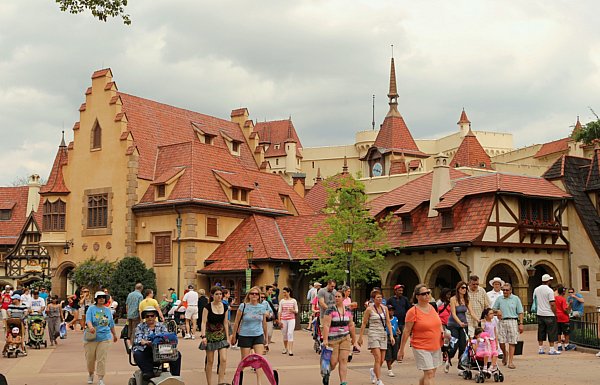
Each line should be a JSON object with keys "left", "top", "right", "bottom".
{"left": 425, "top": 260, "right": 463, "bottom": 300}
{"left": 54, "top": 261, "right": 76, "bottom": 299}
{"left": 386, "top": 262, "right": 420, "bottom": 301}
{"left": 527, "top": 260, "right": 563, "bottom": 301}
{"left": 484, "top": 259, "right": 523, "bottom": 291}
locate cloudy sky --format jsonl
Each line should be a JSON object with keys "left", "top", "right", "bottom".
{"left": 1, "top": 0, "right": 599, "bottom": 185}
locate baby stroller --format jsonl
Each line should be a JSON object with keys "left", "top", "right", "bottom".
{"left": 312, "top": 313, "right": 322, "bottom": 354}
{"left": 459, "top": 332, "right": 504, "bottom": 383}
{"left": 26, "top": 313, "right": 47, "bottom": 349}
{"left": 232, "top": 353, "right": 279, "bottom": 385}
{"left": 4, "top": 320, "right": 26, "bottom": 358}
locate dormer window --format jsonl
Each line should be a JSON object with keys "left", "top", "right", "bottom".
{"left": 441, "top": 211, "right": 453, "bottom": 229}
{"left": 205, "top": 135, "right": 214, "bottom": 145}
{"left": 274, "top": 144, "right": 280, "bottom": 149}
{"left": 0, "top": 209, "right": 12, "bottom": 221}
{"left": 401, "top": 215, "right": 413, "bottom": 233}
{"left": 157, "top": 184, "right": 166, "bottom": 198}
{"left": 91, "top": 120, "right": 102, "bottom": 150}
{"left": 231, "top": 187, "right": 249, "bottom": 204}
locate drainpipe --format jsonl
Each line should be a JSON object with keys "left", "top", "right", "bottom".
{"left": 174, "top": 206, "right": 182, "bottom": 295}
{"left": 568, "top": 251, "right": 573, "bottom": 289}
{"left": 453, "top": 246, "right": 472, "bottom": 279}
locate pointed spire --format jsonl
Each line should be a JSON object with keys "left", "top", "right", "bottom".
{"left": 316, "top": 167, "right": 322, "bottom": 182}
{"left": 386, "top": 51, "right": 400, "bottom": 118}
{"left": 342, "top": 156, "right": 349, "bottom": 174}
{"left": 572, "top": 116, "right": 583, "bottom": 138}
{"left": 458, "top": 108, "right": 471, "bottom": 124}
{"left": 60, "top": 130, "right": 66, "bottom": 147}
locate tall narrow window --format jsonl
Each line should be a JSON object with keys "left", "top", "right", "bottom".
{"left": 154, "top": 234, "right": 172, "bottom": 265}
{"left": 581, "top": 267, "right": 590, "bottom": 291}
{"left": 401, "top": 215, "right": 413, "bottom": 233}
{"left": 91, "top": 121, "right": 102, "bottom": 149}
{"left": 441, "top": 211, "right": 453, "bottom": 229}
{"left": 206, "top": 217, "right": 218, "bottom": 237}
{"left": 43, "top": 199, "right": 66, "bottom": 231}
{"left": 157, "top": 184, "right": 166, "bottom": 198}
{"left": 87, "top": 194, "right": 108, "bottom": 228}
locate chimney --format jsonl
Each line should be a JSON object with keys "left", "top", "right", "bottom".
{"left": 27, "top": 174, "right": 41, "bottom": 216}
{"left": 428, "top": 154, "right": 451, "bottom": 217}
{"left": 291, "top": 173, "right": 306, "bottom": 198}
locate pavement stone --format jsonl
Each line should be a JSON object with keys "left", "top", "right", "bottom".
{"left": 1, "top": 326, "right": 599, "bottom": 385}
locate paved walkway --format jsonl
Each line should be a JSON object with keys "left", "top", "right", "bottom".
{"left": 1, "top": 326, "right": 599, "bottom": 385}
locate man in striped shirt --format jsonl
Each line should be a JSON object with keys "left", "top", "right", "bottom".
{"left": 467, "top": 275, "right": 490, "bottom": 336}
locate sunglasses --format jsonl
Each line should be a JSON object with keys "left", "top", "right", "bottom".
{"left": 568, "top": 291, "right": 574, "bottom": 294}
{"left": 417, "top": 291, "right": 431, "bottom": 296}
{"left": 249, "top": 292, "right": 259, "bottom": 296}
{"left": 460, "top": 286, "right": 467, "bottom": 289}
{"left": 502, "top": 289, "right": 511, "bottom": 292}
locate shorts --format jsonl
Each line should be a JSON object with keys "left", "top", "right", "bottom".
{"left": 498, "top": 319, "right": 519, "bottom": 345}
{"left": 537, "top": 315, "right": 558, "bottom": 343}
{"left": 413, "top": 348, "right": 442, "bottom": 371}
{"left": 237, "top": 334, "right": 265, "bottom": 348}
{"left": 1, "top": 309, "right": 7, "bottom": 320}
{"left": 385, "top": 334, "right": 400, "bottom": 361}
{"left": 368, "top": 333, "right": 388, "bottom": 350}
{"left": 329, "top": 335, "right": 352, "bottom": 364}
{"left": 185, "top": 305, "right": 198, "bottom": 320}
{"left": 557, "top": 322, "right": 570, "bottom": 336}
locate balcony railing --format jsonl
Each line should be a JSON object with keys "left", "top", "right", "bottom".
{"left": 570, "top": 312, "right": 600, "bottom": 349}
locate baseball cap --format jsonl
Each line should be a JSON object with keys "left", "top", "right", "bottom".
{"left": 394, "top": 284, "right": 405, "bottom": 290}
{"left": 314, "top": 282, "right": 322, "bottom": 287}
{"left": 542, "top": 274, "right": 553, "bottom": 282}
{"left": 11, "top": 294, "right": 21, "bottom": 300}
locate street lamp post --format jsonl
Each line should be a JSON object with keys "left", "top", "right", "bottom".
{"left": 453, "top": 246, "right": 471, "bottom": 279}
{"left": 246, "top": 244, "right": 254, "bottom": 293}
{"left": 343, "top": 235, "right": 354, "bottom": 286}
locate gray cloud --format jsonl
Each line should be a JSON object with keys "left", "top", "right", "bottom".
{"left": 1, "top": 0, "right": 599, "bottom": 184}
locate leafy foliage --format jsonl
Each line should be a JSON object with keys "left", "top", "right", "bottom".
{"left": 304, "top": 173, "right": 392, "bottom": 286}
{"left": 30, "top": 279, "right": 52, "bottom": 291}
{"left": 55, "top": 0, "right": 131, "bottom": 25}
{"left": 72, "top": 257, "right": 116, "bottom": 292}
{"left": 573, "top": 109, "right": 600, "bottom": 145}
{"left": 109, "top": 256, "right": 156, "bottom": 315}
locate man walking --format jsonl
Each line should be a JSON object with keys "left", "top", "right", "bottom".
{"left": 467, "top": 275, "right": 489, "bottom": 336}
{"left": 387, "top": 284, "right": 411, "bottom": 335}
{"left": 533, "top": 274, "right": 560, "bottom": 355}
{"left": 487, "top": 277, "right": 504, "bottom": 308}
{"left": 492, "top": 283, "right": 523, "bottom": 369}
{"left": 178, "top": 284, "right": 199, "bottom": 339}
{"left": 126, "top": 283, "right": 144, "bottom": 340}
{"left": 317, "top": 279, "right": 337, "bottom": 321}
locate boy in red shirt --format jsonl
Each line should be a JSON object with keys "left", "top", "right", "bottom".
{"left": 554, "top": 286, "right": 574, "bottom": 351}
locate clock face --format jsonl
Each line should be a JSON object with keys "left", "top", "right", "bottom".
{"left": 372, "top": 162, "right": 383, "bottom": 176}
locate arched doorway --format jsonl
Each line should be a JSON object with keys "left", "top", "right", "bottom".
{"left": 54, "top": 262, "right": 76, "bottom": 299}
{"left": 387, "top": 263, "right": 420, "bottom": 301}
{"left": 485, "top": 260, "right": 522, "bottom": 291}
{"left": 527, "top": 261, "right": 562, "bottom": 301}
{"left": 426, "top": 261, "right": 462, "bottom": 300}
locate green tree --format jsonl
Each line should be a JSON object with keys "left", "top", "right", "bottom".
{"left": 72, "top": 257, "right": 116, "bottom": 292}
{"left": 31, "top": 279, "right": 52, "bottom": 292}
{"left": 573, "top": 109, "right": 600, "bottom": 145}
{"left": 304, "top": 173, "right": 392, "bottom": 287}
{"left": 55, "top": 0, "right": 131, "bottom": 25}
{"left": 109, "top": 256, "right": 156, "bottom": 315}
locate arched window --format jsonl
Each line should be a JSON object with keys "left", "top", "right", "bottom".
{"left": 43, "top": 199, "right": 66, "bottom": 231}
{"left": 91, "top": 121, "right": 102, "bottom": 149}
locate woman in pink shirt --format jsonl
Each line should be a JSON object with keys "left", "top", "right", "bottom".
{"left": 277, "top": 287, "right": 298, "bottom": 356}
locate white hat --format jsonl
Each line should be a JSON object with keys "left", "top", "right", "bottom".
{"left": 94, "top": 291, "right": 108, "bottom": 299}
{"left": 489, "top": 277, "right": 505, "bottom": 287}
{"left": 314, "top": 282, "right": 322, "bottom": 287}
{"left": 11, "top": 327, "right": 19, "bottom": 334}
{"left": 542, "top": 274, "right": 553, "bottom": 282}
{"left": 141, "top": 306, "right": 159, "bottom": 318}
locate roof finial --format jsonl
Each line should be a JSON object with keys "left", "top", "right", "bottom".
{"left": 386, "top": 47, "right": 400, "bottom": 118}
{"left": 342, "top": 156, "right": 349, "bottom": 174}
{"left": 372, "top": 94, "right": 375, "bottom": 130}
{"left": 60, "top": 130, "right": 66, "bottom": 147}
{"left": 316, "top": 167, "right": 322, "bottom": 182}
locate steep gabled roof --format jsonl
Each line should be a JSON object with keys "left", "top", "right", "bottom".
{"left": 201, "top": 214, "right": 327, "bottom": 272}
{"left": 373, "top": 115, "right": 427, "bottom": 157}
{"left": 534, "top": 137, "right": 570, "bottom": 158}
{"left": 586, "top": 149, "right": 600, "bottom": 191}
{"left": 254, "top": 119, "right": 303, "bottom": 158}
{"left": 118, "top": 93, "right": 258, "bottom": 180}
{"left": 304, "top": 173, "right": 350, "bottom": 212}
{"left": 40, "top": 141, "right": 69, "bottom": 195}
{"left": 450, "top": 130, "right": 493, "bottom": 169}
{"left": 0, "top": 187, "right": 31, "bottom": 245}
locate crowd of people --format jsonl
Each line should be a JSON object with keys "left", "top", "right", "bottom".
{"left": 0, "top": 273, "right": 593, "bottom": 385}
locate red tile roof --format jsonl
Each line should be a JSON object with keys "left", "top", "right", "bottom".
{"left": 458, "top": 109, "right": 471, "bottom": 124}
{"left": 304, "top": 173, "right": 354, "bottom": 212}
{"left": 450, "top": 130, "right": 493, "bottom": 169}
{"left": 389, "top": 157, "right": 407, "bottom": 175}
{"left": 136, "top": 141, "right": 314, "bottom": 216}
{"left": 408, "top": 159, "right": 422, "bottom": 169}
{"left": 534, "top": 137, "right": 570, "bottom": 158}
{"left": 40, "top": 144, "right": 69, "bottom": 195}
{"left": 373, "top": 115, "right": 427, "bottom": 157}
{"left": 92, "top": 68, "right": 112, "bottom": 79}
{"left": 230, "top": 108, "right": 248, "bottom": 117}
{"left": 118, "top": 93, "right": 258, "bottom": 180}
{"left": 254, "top": 119, "right": 303, "bottom": 158}
{"left": 436, "top": 173, "right": 571, "bottom": 209}
{"left": 201, "top": 214, "right": 328, "bottom": 272}
{"left": 0, "top": 187, "right": 30, "bottom": 245}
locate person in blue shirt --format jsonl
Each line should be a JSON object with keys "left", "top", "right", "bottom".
{"left": 85, "top": 291, "right": 118, "bottom": 385}
{"left": 133, "top": 307, "right": 182, "bottom": 381}
{"left": 566, "top": 288, "right": 584, "bottom": 318}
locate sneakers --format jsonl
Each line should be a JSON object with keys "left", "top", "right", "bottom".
{"left": 538, "top": 348, "right": 545, "bottom": 354}
{"left": 87, "top": 374, "right": 94, "bottom": 384}
{"left": 387, "top": 369, "right": 395, "bottom": 377}
{"left": 282, "top": 349, "right": 288, "bottom": 354}
{"left": 191, "top": 335, "right": 196, "bottom": 340}
{"left": 98, "top": 380, "right": 105, "bottom": 385}
{"left": 548, "top": 349, "right": 561, "bottom": 355}
{"left": 375, "top": 380, "right": 385, "bottom": 385}
{"left": 184, "top": 334, "right": 191, "bottom": 339}
{"left": 369, "top": 368, "right": 376, "bottom": 383}
{"left": 596, "top": 351, "right": 600, "bottom": 357}
{"left": 565, "top": 344, "right": 577, "bottom": 351}
{"left": 444, "top": 361, "right": 450, "bottom": 373}
{"left": 557, "top": 345, "right": 563, "bottom": 351}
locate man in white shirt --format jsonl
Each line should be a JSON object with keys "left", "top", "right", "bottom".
{"left": 20, "top": 288, "right": 32, "bottom": 309}
{"left": 29, "top": 290, "right": 46, "bottom": 314}
{"left": 177, "top": 284, "right": 199, "bottom": 339}
{"left": 533, "top": 274, "right": 559, "bottom": 355}
{"left": 487, "top": 277, "right": 504, "bottom": 308}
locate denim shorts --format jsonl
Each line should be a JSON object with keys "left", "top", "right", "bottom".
{"left": 237, "top": 334, "right": 265, "bottom": 348}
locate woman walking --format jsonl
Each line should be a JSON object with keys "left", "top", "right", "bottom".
{"left": 85, "top": 291, "right": 118, "bottom": 385}
{"left": 358, "top": 290, "right": 395, "bottom": 385}
{"left": 278, "top": 287, "right": 298, "bottom": 356}
{"left": 321, "top": 290, "right": 356, "bottom": 385}
{"left": 230, "top": 286, "right": 268, "bottom": 375}
{"left": 398, "top": 284, "right": 444, "bottom": 385}
{"left": 200, "top": 286, "right": 230, "bottom": 385}
{"left": 447, "top": 281, "right": 476, "bottom": 374}
{"left": 46, "top": 295, "right": 63, "bottom": 346}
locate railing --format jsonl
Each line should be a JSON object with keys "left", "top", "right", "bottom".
{"left": 299, "top": 303, "right": 363, "bottom": 326}
{"left": 522, "top": 305, "right": 537, "bottom": 325}
{"left": 570, "top": 312, "right": 600, "bottom": 349}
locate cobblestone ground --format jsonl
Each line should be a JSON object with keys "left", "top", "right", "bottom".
{"left": 1, "top": 326, "right": 598, "bottom": 385}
